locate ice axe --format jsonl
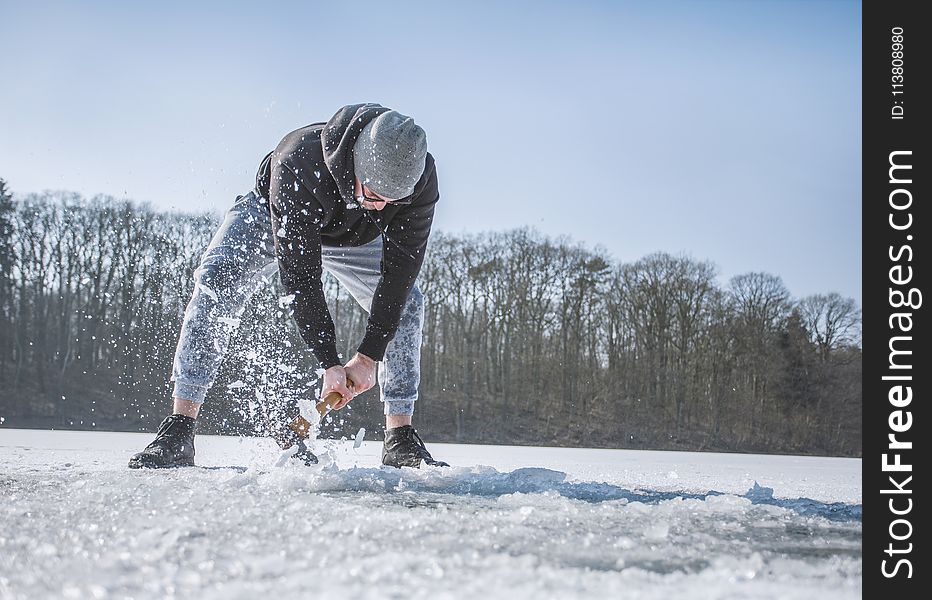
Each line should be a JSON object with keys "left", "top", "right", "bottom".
{"left": 287, "top": 376, "right": 355, "bottom": 440}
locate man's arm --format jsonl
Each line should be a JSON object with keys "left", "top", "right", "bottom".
{"left": 357, "top": 164, "right": 439, "bottom": 361}
{"left": 268, "top": 161, "right": 342, "bottom": 370}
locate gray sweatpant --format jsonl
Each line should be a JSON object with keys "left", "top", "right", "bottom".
{"left": 170, "top": 190, "right": 424, "bottom": 416}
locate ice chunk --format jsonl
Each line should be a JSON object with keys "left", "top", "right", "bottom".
{"left": 745, "top": 481, "right": 775, "bottom": 501}
{"left": 227, "top": 380, "right": 246, "bottom": 389}
{"left": 278, "top": 294, "right": 296, "bottom": 308}
{"left": 353, "top": 428, "right": 366, "bottom": 449}
{"left": 296, "top": 398, "right": 316, "bottom": 426}
{"left": 197, "top": 282, "right": 218, "bottom": 302}
{"left": 273, "top": 445, "right": 299, "bottom": 468}
{"left": 217, "top": 317, "right": 241, "bottom": 327}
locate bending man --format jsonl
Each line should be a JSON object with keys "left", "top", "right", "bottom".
{"left": 129, "top": 103, "right": 447, "bottom": 469}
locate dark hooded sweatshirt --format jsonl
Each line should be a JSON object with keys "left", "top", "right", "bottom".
{"left": 256, "top": 103, "right": 439, "bottom": 369}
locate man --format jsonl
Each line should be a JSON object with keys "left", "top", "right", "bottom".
{"left": 129, "top": 103, "right": 447, "bottom": 469}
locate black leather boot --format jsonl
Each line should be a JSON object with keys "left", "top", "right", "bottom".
{"left": 128, "top": 414, "right": 197, "bottom": 469}
{"left": 382, "top": 425, "right": 449, "bottom": 468}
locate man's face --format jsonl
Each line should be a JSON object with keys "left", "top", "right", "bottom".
{"left": 355, "top": 178, "right": 396, "bottom": 211}
{"left": 361, "top": 185, "right": 392, "bottom": 211}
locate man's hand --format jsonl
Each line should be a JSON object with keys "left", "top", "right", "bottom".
{"left": 343, "top": 352, "right": 378, "bottom": 398}
{"left": 321, "top": 365, "right": 354, "bottom": 410}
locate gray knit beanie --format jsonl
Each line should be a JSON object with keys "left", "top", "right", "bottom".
{"left": 353, "top": 110, "right": 428, "bottom": 200}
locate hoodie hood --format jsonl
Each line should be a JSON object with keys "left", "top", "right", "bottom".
{"left": 321, "top": 103, "right": 391, "bottom": 204}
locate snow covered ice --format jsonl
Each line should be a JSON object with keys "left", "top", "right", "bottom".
{"left": 0, "top": 430, "right": 861, "bottom": 599}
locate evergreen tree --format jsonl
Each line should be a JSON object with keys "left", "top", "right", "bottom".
{"left": 0, "top": 178, "right": 15, "bottom": 376}
{"left": 777, "top": 309, "right": 815, "bottom": 413}
{"left": 0, "top": 178, "right": 12, "bottom": 276}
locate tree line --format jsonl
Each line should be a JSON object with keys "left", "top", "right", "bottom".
{"left": 0, "top": 182, "right": 862, "bottom": 456}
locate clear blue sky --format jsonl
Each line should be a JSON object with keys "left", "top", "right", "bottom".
{"left": 0, "top": 0, "right": 861, "bottom": 304}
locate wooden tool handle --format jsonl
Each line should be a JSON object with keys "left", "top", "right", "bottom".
{"left": 288, "top": 377, "right": 354, "bottom": 441}
{"left": 317, "top": 375, "right": 353, "bottom": 415}
{"left": 316, "top": 377, "right": 353, "bottom": 417}
{"left": 315, "top": 390, "right": 344, "bottom": 416}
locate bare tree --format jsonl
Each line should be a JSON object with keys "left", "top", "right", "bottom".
{"left": 0, "top": 190, "right": 863, "bottom": 456}
{"left": 799, "top": 293, "right": 861, "bottom": 359}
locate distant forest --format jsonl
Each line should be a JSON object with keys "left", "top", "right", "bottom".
{"left": 0, "top": 180, "right": 862, "bottom": 456}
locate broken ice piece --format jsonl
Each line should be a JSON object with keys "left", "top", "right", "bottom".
{"left": 297, "top": 398, "right": 318, "bottom": 428}
{"left": 353, "top": 428, "right": 366, "bottom": 449}
{"left": 197, "top": 282, "right": 219, "bottom": 302}
{"left": 274, "top": 445, "right": 299, "bottom": 468}
{"left": 278, "top": 294, "right": 296, "bottom": 308}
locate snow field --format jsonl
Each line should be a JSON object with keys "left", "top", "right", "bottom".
{"left": 0, "top": 430, "right": 861, "bottom": 599}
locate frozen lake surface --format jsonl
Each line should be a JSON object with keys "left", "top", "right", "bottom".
{"left": 0, "top": 429, "right": 861, "bottom": 599}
